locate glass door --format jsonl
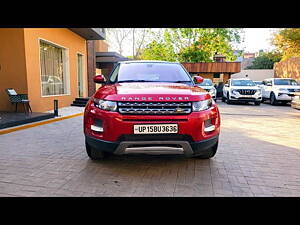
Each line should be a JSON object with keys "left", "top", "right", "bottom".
{"left": 77, "top": 54, "right": 84, "bottom": 97}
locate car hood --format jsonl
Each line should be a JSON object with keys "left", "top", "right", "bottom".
{"left": 93, "top": 82, "right": 211, "bottom": 102}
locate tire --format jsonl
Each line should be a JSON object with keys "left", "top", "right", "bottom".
{"left": 222, "top": 96, "right": 226, "bottom": 102}
{"left": 270, "top": 92, "right": 278, "bottom": 105}
{"left": 193, "top": 141, "right": 218, "bottom": 159}
{"left": 254, "top": 101, "right": 261, "bottom": 106}
{"left": 85, "top": 141, "right": 106, "bottom": 160}
{"left": 226, "top": 93, "right": 232, "bottom": 104}
{"left": 261, "top": 98, "right": 265, "bottom": 103}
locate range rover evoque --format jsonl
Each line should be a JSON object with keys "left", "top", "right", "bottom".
{"left": 84, "top": 61, "right": 220, "bottom": 160}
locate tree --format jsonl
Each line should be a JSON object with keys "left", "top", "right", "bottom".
{"left": 105, "top": 28, "right": 155, "bottom": 58}
{"left": 245, "top": 51, "right": 282, "bottom": 69}
{"left": 272, "top": 28, "right": 300, "bottom": 60}
{"left": 105, "top": 28, "right": 132, "bottom": 55}
{"left": 131, "top": 28, "right": 152, "bottom": 59}
{"left": 138, "top": 28, "right": 243, "bottom": 62}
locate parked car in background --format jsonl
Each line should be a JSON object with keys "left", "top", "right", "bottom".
{"left": 254, "top": 81, "right": 263, "bottom": 87}
{"left": 261, "top": 78, "right": 300, "bottom": 105}
{"left": 222, "top": 78, "right": 262, "bottom": 105}
{"left": 291, "top": 91, "right": 300, "bottom": 110}
{"left": 195, "top": 78, "right": 217, "bottom": 100}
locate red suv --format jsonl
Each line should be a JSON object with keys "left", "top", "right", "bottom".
{"left": 84, "top": 61, "right": 220, "bottom": 160}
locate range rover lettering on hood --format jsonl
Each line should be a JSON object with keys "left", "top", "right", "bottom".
{"left": 121, "top": 96, "right": 190, "bottom": 101}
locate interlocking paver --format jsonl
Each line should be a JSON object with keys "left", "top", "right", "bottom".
{"left": 0, "top": 102, "right": 300, "bottom": 196}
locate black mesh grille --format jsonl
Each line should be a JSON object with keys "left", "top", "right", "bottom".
{"left": 118, "top": 102, "right": 192, "bottom": 115}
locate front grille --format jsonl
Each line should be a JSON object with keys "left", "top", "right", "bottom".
{"left": 288, "top": 89, "right": 300, "bottom": 92}
{"left": 237, "top": 89, "right": 256, "bottom": 95}
{"left": 118, "top": 102, "right": 192, "bottom": 115}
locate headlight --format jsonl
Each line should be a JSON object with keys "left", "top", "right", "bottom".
{"left": 231, "top": 89, "right": 238, "bottom": 95}
{"left": 192, "top": 99, "right": 213, "bottom": 111}
{"left": 209, "top": 88, "right": 216, "bottom": 95}
{"left": 94, "top": 98, "right": 117, "bottom": 112}
{"left": 256, "top": 89, "right": 261, "bottom": 94}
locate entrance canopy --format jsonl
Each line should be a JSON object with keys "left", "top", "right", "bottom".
{"left": 96, "top": 52, "right": 130, "bottom": 78}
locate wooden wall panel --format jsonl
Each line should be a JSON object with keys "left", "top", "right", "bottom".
{"left": 182, "top": 62, "right": 241, "bottom": 73}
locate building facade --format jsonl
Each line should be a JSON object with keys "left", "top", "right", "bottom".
{"left": 231, "top": 69, "right": 274, "bottom": 81}
{"left": 182, "top": 62, "right": 241, "bottom": 85}
{"left": 0, "top": 28, "right": 106, "bottom": 112}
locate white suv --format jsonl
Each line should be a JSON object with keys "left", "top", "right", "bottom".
{"left": 222, "top": 78, "right": 262, "bottom": 105}
{"left": 261, "top": 78, "right": 300, "bottom": 105}
{"left": 196, "top": 78, "right": 217, "bottom": 100}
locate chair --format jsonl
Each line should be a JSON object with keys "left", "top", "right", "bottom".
{"left": 5, "top": 88, "right": 32, "bottom": 114}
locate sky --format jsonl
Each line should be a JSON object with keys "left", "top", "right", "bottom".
{"left": 107, "top": 28, "right": 279, "bottom": 57}
{"left": 238, "top": 28, "right": 278, "bottom": 53}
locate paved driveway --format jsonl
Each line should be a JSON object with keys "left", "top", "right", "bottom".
{"left": 0, "top": 102, "right": 300, "bottom": 197}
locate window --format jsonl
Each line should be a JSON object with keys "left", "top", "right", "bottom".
{"left": 199, "top": 79, "right": 213, "bottom": 86}
{"left": 274, "top": 79, "right": 299, "bottom": 85}
{"left": 266, "top": 80, "right": 272, "bottom": 86}
{"left": 213, "top": 73, "right": 220, "bottom": 78}
{"left": 109, "top": 62, "right": 192, "bottom": 83}
{"left": 231, "top": 79, "right": 255, "bottom": 86}
{"left": 40, "top": 40, "right": 69, "bottom": 96}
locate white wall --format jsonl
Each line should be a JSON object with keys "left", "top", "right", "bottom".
{"left": 231, "top": 69, "right": 274, "bottom": 81}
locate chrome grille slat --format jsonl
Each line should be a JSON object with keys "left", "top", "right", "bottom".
{"left": 118, "top": 101, "right": 192, "bottom": 115}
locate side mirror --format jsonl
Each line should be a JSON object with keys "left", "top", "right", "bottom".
{"left": 224, "top": 84, "right": 229, "bottom": 87}
{"left": 93, "top": 74, "right": 105, "bottom": 84}
{"left": 266, "top": 83, "right": 272, "bottom": 86}
{"left": 193, "top": 76, "right": 204, "bottom": 84}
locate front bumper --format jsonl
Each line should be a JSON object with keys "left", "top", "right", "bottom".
{"left": 277, "top": 93, "right": 294, "bottom": 101}
{"left": 229, "top": 91, "right": 261, "bottom": 102}
{"left": 84, "top": 104, "right": 220, "bottom": 143}
{"left": 230, "top": 96, "right": 262, "bottom": 102}
{"left": 85, "top": 134, "right": 219, "bottom": 157}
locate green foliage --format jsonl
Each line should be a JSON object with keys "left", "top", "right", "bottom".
{"left": 273, "top": 28, "right": 300, "bottom": 61}
{"left": 138, "top": 28, "right": 242, "bottom": 62}
{"left": 245, "top": 51, "right": 282, "bottom": 69}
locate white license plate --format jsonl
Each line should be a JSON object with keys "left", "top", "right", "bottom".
{"left": 133, "top": 124, "right": 178, "bottom": 134}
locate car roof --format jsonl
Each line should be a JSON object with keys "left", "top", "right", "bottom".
{"left": 119, "top": 60, "right": 180, "bottom": 64}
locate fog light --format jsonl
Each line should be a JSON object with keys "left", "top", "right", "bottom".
{"left": 204, "top": 125, "right": 216, "bottom": 132}
{"left": 91, "top": 125, "right": 103, "bottom": 132}
{"left": 91, "top": 119, "right": 103, "bottom": 132}
{"left": 204, "top": 118, "right": 215, "bottom": 132}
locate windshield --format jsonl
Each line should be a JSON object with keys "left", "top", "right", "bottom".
{"left": 198, "top": 79, "right": 213, "bottom": 86}
{"left": 254, "top": 81, "right": 263, "bottom": 85}
{"left": 110, "top": 63, "right": 192, "bottom": 83}
{"left": 231, "top": 80, "right": 256, "bottom": 86}
{"left": 274, "top": 79, "right": 299, "bottom": 85}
